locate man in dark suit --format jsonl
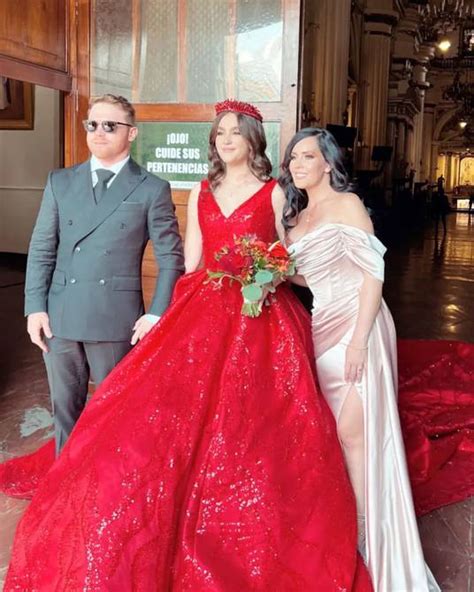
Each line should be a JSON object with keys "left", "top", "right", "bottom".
{"left": 25, "top": 94, "right": 184, "bottom": 454}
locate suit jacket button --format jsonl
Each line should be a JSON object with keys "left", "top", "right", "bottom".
{"left": 99, "top": 279, "right": 106, "bottom": 285}
{"left": 70, "top": 278, "right": 77, "bottom": 284}
{"left": 68, "top": 220, "right": 73, "bottom": 225}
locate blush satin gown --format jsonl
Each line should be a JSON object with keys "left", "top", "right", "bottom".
{"left": 1, "top": 182, "right": 372, "bottom": 591}
{"left": 290, "top": 223, "right": 441, "bottom": 592}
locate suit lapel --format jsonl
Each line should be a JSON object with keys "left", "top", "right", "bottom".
{"left": 73, "top": 158, "right": 146, "bottom": 244}
{"left": 63, "top": 160, "right": 95, "bottom": 224}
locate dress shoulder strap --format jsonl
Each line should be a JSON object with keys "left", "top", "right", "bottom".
{"left": 199, "top": 178, "right": 210, "bottom": 192}
{"left": 267, "top": 178, "right": 277, "bottom": 191}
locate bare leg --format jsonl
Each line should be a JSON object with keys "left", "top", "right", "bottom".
{"left": 337, "top": 386, "right": 365, "bottom": 550}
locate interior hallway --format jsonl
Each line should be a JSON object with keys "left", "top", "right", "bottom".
{"left": 0, "top": 212, "right": 473, "bottom": 590}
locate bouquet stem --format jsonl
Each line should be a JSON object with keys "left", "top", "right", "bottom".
{"left": 241, "top": 299, "right": 263, "bottom": 317}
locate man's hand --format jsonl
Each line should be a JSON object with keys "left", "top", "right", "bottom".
{"left": 27, "top": 312, "right": 53, "bottom": 353}
{"left": 131, "top": 314, "right": 160, "bottom": 345}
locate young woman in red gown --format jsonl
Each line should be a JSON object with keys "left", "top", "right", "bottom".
{"left": 1, "top": 101, "right": 372, "bottom": 591}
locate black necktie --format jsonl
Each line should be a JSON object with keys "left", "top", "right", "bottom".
{"left": 94, "top": 169, "right": 115, "bottom": 203}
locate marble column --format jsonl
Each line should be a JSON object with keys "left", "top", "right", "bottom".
{"left": 412, "top": 112, "right": 424, "bottom": 180}
{"left": 445, "top": 153, "right": 454, "bottom": 191}
{"left": 421, "top": 105, "right": 435, "bottom": 181}
{"left": 442, "top": 154, "right": 448, "bottom": 179}
{"left": 453, "top": 155, "right": 460, "bottom": 188}
{"left": 396, "top": 119, "right": 407, "bottom": 174}
{"left": 431, "top": 143, "right": 439, "bottom": 181}
{"left": 386, "top": 118, "right": 397, "bottom": 182}
{"left": 312, "top": 0, "right": 352, "bottom": 126}
{"left": 406, "top": 125, "right": 415, "bottom": 170}
{"left": 387, "top": 118, "right": 397, "bottom": 150}
{"left": 358, "top": 8, "right": 399, "bottom": 168}
{"left": 437, "top": 154, "right": 445, "bottom": 183}
{"left": 411, "top": 45, "right": 433, "bottom": 182}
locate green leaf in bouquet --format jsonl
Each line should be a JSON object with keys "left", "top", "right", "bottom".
{"left": 242, "top": 283, "right": 263, "bottom": 301}
{"left": 207, "top": 271, "right": 224, "bottom": 280}
{"left": 254, "top": 270, "right": 274, "bottom": 285}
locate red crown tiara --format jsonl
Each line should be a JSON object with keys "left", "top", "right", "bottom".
{"left": 215, "top": 99, "right": 263, "bottom": 122}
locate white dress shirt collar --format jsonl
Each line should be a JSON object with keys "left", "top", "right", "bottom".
{"left": 90, "top": 154, "right": 130, "bottom": 176}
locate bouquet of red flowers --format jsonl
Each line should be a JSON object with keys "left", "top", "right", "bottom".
{"left": 207, "top": 235, "right": 296, "bottom": 317}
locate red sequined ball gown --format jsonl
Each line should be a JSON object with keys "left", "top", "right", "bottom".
{"left": 3, "top": 179, "right": 372, "bottom": 591}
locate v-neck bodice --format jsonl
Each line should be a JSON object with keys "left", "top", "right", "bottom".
{"left": 198, "top": 178, "right": 277, "bottom": 268}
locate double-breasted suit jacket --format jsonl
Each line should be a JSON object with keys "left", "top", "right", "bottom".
{"left": 25, "top": 158, "right": 184, "bottom": 342}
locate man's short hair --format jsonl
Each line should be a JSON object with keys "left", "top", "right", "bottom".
{"left": 89, "top": 94, "right": 136, "bottom": 125}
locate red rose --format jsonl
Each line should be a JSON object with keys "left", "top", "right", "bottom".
{"left": 219, "top": 251, "right": 253, "bottom": 275}
{"left": 268, "top": 242, "right": 289, "bottom": 259}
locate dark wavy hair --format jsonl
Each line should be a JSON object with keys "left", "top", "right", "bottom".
{"left": 279, "top": 127, "right": 354, "bottom": 230}
{"left": 208, "top": 112, "right": 272, "bottom": 190}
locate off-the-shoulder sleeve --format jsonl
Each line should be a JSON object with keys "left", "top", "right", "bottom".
{"left": 341, "top": 227, "right": 386, "bottom": 281}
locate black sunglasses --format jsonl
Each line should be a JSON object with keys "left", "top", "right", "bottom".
{"left": 83, "top": 120, "right": 134, "bottom": 133}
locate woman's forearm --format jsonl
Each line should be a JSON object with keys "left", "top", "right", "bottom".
{"left": 350, "top": 274, "right": 383, "bottom": 347}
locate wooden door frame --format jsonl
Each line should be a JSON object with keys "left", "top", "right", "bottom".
{"left": 64, "top": 0, "right": 90, "bottom": 166}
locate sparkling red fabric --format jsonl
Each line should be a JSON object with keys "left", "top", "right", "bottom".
{"left": 1, "top": 180, "right": 372, "bottom": 591}
{"left": 397, "top": 339, "right": 474, "bottom": 516}
{"left": 5, "top": 340, "right": 471, "bottom": 518}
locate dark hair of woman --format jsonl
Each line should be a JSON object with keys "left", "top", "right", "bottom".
{"left": 279, "top": 127, "right": 354, "bottom": 230}
{"left": 207, "top": 112, "right": 273, "bottom": 190}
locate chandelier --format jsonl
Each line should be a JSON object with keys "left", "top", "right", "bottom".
{"left": 418, "top": 0, "right": 474, "bottom": 43}
{"left": 443, "top": 70, "right": 474, "bottom": 117}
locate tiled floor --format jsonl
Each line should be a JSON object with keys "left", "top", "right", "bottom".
{"left": 0, "top": 213, "right": 472, "bottom": 590}
{"left": 384, "top": 212, "right": 474, "bottom": 343}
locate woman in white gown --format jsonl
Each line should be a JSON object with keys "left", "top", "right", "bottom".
{"left": 279, "top": 128, "right": 440, "bottom": 592}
